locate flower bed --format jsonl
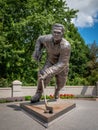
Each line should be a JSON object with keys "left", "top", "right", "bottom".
{"left": 0, "top": 97, "right": 25, "bottom": 103}
{"left": 41, "top": 93, "right": 74, "bottom": 100}
{"left": 60, "top": 94, "right": 74, "bottom": 99}
{"left": 0, "top": 94, "right": 74, "bottom": 103}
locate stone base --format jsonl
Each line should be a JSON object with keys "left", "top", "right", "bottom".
{"left": 20, "top": 99, "right": 76, "bottom": 127}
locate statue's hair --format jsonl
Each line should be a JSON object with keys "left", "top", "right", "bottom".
{"left": 52, "top": 23, "right": 65, "bottom": 33}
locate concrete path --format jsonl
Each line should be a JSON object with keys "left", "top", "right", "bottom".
{"left": 0, "top": 100, "right": 98, "bottom": 130}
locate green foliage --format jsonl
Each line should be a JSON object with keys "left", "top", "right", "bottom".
{"left": 25, "top": 96, "right": 31, "bottom": 101}
{"left": 0, "top": 78, "right": 11, "bottom": 87}
{"left": 0, "top": 99, "right": 6, "bottom": 103}
{"left": 0, "top": 97, "right": 25, "bottom": 103}
{"left": 65, "top": 23, "right": 91, "bottom": 85}
{"left": 85, "top": 41, "right": 98, "bottom": 85}
{"left": 0, "top": 0, "right": 78, "bottom": 86}
{"left": 0, "top": 0, "right": 97, "bottom": 87}
{"left": 67, "top": 76, "right": 89, "bottom": 85}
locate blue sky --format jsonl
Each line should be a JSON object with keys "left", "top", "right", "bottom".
{"left": 78, "top": 23, "right": 98, "bottom": 44}
{"left": 66, "top": 0, "right": 98, "bottom": 44}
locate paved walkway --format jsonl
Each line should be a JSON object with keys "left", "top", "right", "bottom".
{"left": 0, "top": 100, "right": 98, "bottom": 130}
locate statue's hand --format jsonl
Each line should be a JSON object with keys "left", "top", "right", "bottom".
{"left": 38, "top": 74, "right": 47, "bottom": 80}
{"left": 38, "top": 71, "right": 48, "bottom": 80}
{"left": 38, "top": 74, "right": 44, "bottom": 80}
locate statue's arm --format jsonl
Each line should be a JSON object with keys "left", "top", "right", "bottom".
{"left": 33, "top": 36, "right": 44, "bottom": 61}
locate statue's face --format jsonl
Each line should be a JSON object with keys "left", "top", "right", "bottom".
{"left": 52, "top": 27, "right": 63, "bottom": 41}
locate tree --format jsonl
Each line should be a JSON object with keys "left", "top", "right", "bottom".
{"left": 86, "top": 41, "right": 98, "bottom": 85}
{"left": 65, "top": 23, "right": 90, "bottom": 85}
{"left": 0, "top": 0, "right": 91, "bottom": 86}
{"left": 0, "top": 0, "right": 79, "bottom": 86}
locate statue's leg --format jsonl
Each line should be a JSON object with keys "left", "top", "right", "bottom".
{"left": 31, "top": 61, "right": 52, "bottom": 103}
{"left": 36, "top": 76, "right": 52, "bottom": 93}
{"left": 36, "top": 60, "right": 52, "bottom": 93}
{"left": 54, "top": 67, "right": 69, "bottom": 99}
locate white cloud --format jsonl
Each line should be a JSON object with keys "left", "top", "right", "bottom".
{"left": 66, "top": 0, "right": 98, "bottom": 27}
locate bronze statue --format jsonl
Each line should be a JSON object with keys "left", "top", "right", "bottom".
{"left": 31, "top": 23, "right": 71, "bottom": 103}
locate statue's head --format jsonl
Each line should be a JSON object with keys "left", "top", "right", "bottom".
{"left": 52, "top": 23, "right": 65, "bottom": 42}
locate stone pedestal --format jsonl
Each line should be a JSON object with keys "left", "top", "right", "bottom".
{"left": 12, "top": 80, "right": 22, "bottom": 97}
{"left": 20, "top": 99, "right": 76, "bottom": 127}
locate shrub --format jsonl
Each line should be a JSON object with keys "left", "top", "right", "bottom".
{"left": 25, "top": 96, "right": 31, "bottom": 101}
{"left": 0, "top": 78, "right": 12, "bottom": 87}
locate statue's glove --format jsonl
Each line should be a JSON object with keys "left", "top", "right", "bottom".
{"left": 38, "top": 68, "right": 52, "bottom": 80}
{"left": 38, "top": 71, "right": 48, "bottom": 80}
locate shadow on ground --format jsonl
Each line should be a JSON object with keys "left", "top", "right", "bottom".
{"left": 7, "top": 104, "right": 22, "bottom": 111}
